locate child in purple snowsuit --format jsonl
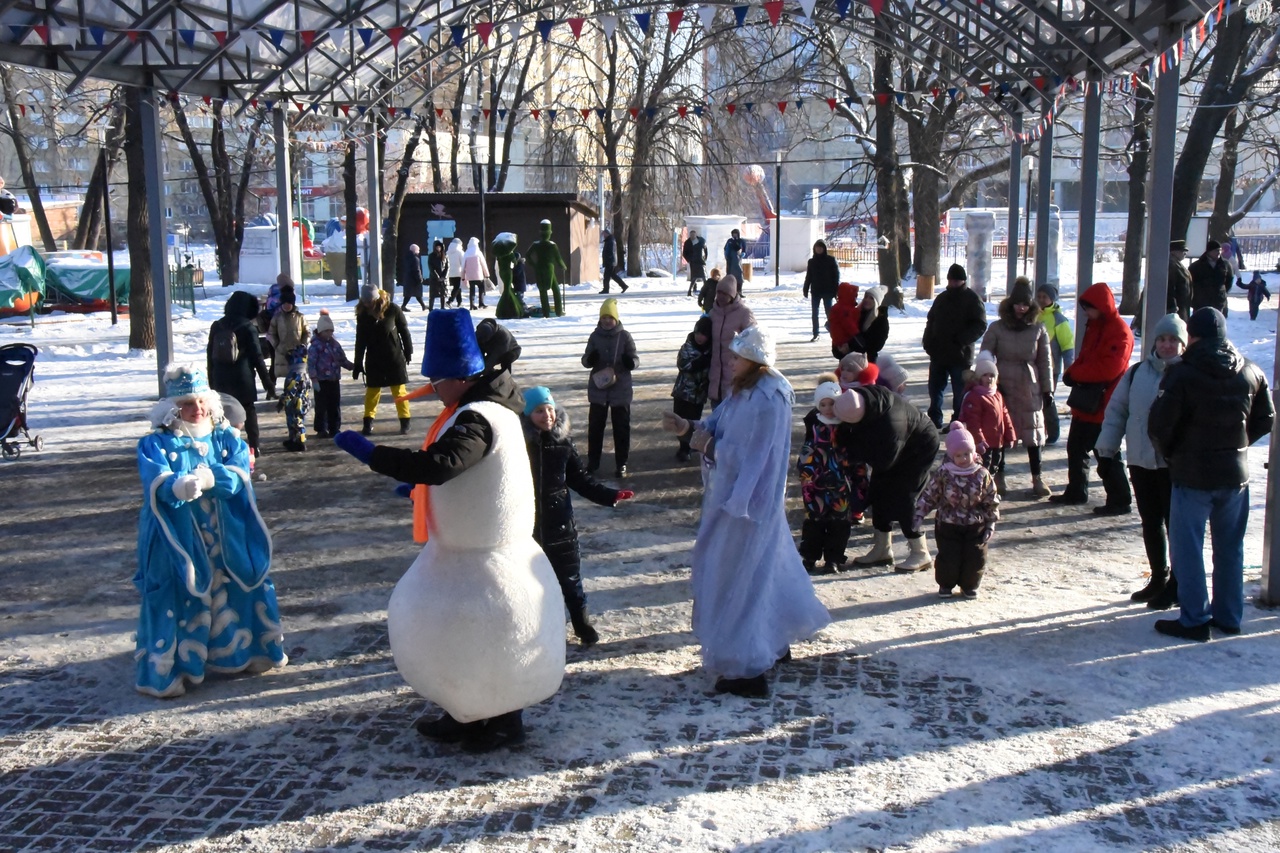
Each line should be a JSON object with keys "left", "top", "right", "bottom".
{"left": 307, "top": 309, "right": 356, "bottom": 438}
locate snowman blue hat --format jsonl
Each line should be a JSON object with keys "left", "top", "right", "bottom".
{"left": 421, "top": 309, "right": 486, "bottom": 379}
{"left": 163, "top": 364, "right": 210, "bottom": 400}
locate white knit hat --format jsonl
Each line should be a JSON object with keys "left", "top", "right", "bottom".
{"left": 975, "top": 350, "right": 998, "bottom": 378}
{"left": 730, "top": 324, "right": 776, "bottom": 368}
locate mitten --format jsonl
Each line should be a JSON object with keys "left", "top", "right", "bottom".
{"left": 334, "top": 430, "right": 376, "bottom": 464}
{"left": 171, "top": 474, "right": 202, "bottom": 501}
{"left": 661, "top": 411, "right": 690, "bottom": 435}
{"left": 194, "top": 467, "right": 216, "bottom": 492}
{"left": 352, "top": 367, "right": 362, "bottom": 381}
{"left": 394, "top": 483, "right": 413, "bottom": 499}
{"left": 615, "top": 490, "right": 635, "bottom": 502}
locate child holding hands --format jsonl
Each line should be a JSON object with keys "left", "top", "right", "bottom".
{"left": 307, "top": 309, "right": 356, "bottom": 438}
{"left": 914, "top": 423, "right": 1000, "bottom": 599}
{"left": 959, "top": 352, "right": 1016, "bottom": 495}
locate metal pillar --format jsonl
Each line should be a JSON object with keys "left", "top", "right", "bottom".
{"left": 273, "top": 108, "right": 298, "bottom": 284}
{"left": 1264, "top": 327, "right": 1280, "bottom": 606}
{"left": 1005, "top": 112, "right": 1023, "bottom": 296}
{"left": 1141, "top": 26, "right": 1181, "bottom": 353}
{"left": 1076, "top": 73, "right": 1102, "bottom": 303}
{"left": 141, "top": 90, "right": 173, "bottom": 397}
{"left": 365, "top": 120, "right": 382, "bottom": 288}
{"left": 1034, "top": 100, "right": 1053, "bottom": 288}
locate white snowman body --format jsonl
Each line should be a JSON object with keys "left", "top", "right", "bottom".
{"left": 387, "top": 400, "right": 566, "bottom": 722}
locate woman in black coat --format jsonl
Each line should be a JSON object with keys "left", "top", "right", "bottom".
{"left": 400, "top": 244, "right": 426, "bottom": 311}
{"left": 354, "top": 285, "right": 413, "bottom": 435}
{"left": 207, "top": 290, "right": 273, "bottom": 455}
{"left": 427, "top": 240, "right": 449, "bottom": 310}
{"left": 845, "top": 284, "right": 891, "bottom": 363}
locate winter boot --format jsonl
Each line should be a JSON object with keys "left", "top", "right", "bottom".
{"left": 1130, "top": 567, "right": 1168, "bottom": 603}
{"left": 570, "top": 607, "right": 600, "bottom": 647}
{"left": 361, "top": 417, "right": 374, "bottom": 436}
{"left": 1031, "top": 475, "right": 1052, "bottom": 498}
{"left": 460, "top": 710, "right": 526, "bottom": 753}
{"left": 1146, "top": 574, "right": 1179, "bottom": 610}
{"left": 854, "top": 529, "right": 894, "bottom": 568}
{"left": 896, "top": 533, "right": 933, "bottom": 573}
{"left": 399, "top": 417, "right": 412, "bottom": 436}
{"left": 993, "top": 471, "right": 1008, "bottom": 497}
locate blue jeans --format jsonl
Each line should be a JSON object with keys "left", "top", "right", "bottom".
{"left": 811, "top": 293, "right": 834, "bottom": 337}
{"left": 927, "top": 362, "right": 968, "bottom": 428}
{"left": 1168, "top": 484, "right": 1250, "bottom": 629}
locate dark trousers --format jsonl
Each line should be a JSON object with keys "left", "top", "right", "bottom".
{"left": 428, "top": 278, "right": 447, "bottom": 309}
{"left": 312, "top": 379, "right": 341, "bottom": 436}
{"left": 810, "top": 292, "right": 834, "bottom": 337}
{"left": 231, "top": 391, "right": 260, "bottom": 453}
{"left": 934, "top": 521, "right": 987, "bottom": 592}
{"left": 587, "top": 403, "right": 631, "bottom": 470}
{"left": 468, "top": 280, "right": 486, "bottom": 308}
{"left": 983, "top": 446, "right": 1005, "bottom": 474}
{"left": 539, "top": 537, "right": 586, "bottom": 612}
{"left": 448, "top": 277, "right": 463, "bottom": 306}
{"left": 1042, "top": 394, "right": 1061, "bottom": 444}
{"left": 927, "top": 362, "right": 968, "bottom": 428}
{"left": 601, "top": 265, "right": 628, "bottom": 292}
{"left": 687, "top": 267, "right": 705, "bottom": 296}
{"left": 673, "top": 398, "right": 704, "bottom": 453}
{"left": 799, "top": 517, "right": 852, "bottom": 565}
{"left": 1065, "top": 420, "right": 1132, "bottom": 506}
{"left": 1130, "top": 465, "right": 1172, "bottom": 572}
{"left": 260, "top": 338, "right": 277, "bottom": 393}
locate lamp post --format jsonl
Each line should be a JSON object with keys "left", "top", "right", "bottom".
{"left": 99, "top": 145, "right": 118, "bottom": 325}
{"left": 469, "top": 113, "right": 486, "bottom": 251}
{"left": 774, "top": 151, "right": 782, "bottom": 289}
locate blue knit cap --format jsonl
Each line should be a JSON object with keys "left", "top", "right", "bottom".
{"left": 421, "top": 309, "right": 486, "bottom": 379}
{"left": 523, "top": 385, "right": 554, "bottom": 416}
{"left": 164, "top": 365, "right": 210, "bottom": 399}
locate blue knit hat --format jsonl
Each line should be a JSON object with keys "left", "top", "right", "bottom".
{"left": 164, "top": 365, "right": 210, "bottom": 399}
{"left": 523, "top": 385, "right": 555, "bottom": 416}
{"left": 421, "top": 308, "right": 485, "bottom": 379}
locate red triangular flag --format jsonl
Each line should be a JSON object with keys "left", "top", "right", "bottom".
{"left": 764, "top": 1, "right": 784, "bottom": 25}
{"left": 869, "top": 0, "right": 885, "bottom": 15}
{"left": 19, "top": 105, "right": 26, "bottom": 117}
{"left": 827, "top": 97, "right": 837, "bottom": 111}
{"left": 388, "top": 107, "right": 397, "bottom": 117}
{"left": 483, "top": 108, "right": 491, "bottom": 119}
{"left": 300, "top": 30, "right": 316, "bottom": 49}
{"left": 568, "top": 18, "right": 586, "bottom": 40}
{"left": 295, "top": 101, "right": 305, "bottom": 113}
{"left": 580, "top": 108, "right": 591, "bottom": 119}
{"left": 202, "top": 95, "right": 212, "bottom": 105}
{"left": 629, "top": 107, "right": 640, "bottom": 119}
{"left": 436, "top": 107, "right": 444, "bottom": 118}
{"left": 777, "top": 101, "right": 787, "bottom": 113}
{"left": 678, "top": 105, "right": 688, "bottom": 118}
{"left": 875, "top": 92, "right": 891, "bottom": 105}
{"left": 125, "top": 30, "right": 141, "bottom": 43}
{"left": 1034, "top": 77, "right": 1046, "bottom": 90}
{"left": 250, "top": 99, "right": 259, "bottom": 109}
{"left": 667, "top": 10, "right": 685, "bottom": 33}
{"left": 213, "top": 31, "right": 228, "bottom": 46}
{"left": 476, "top": 22, "right": 494, "bottom": 46}
{"left": 33, "top": 25, "right": 49, "bottom": 44}
{"left": 727, "top": 103, "right": 737, "bottom": 115}
{"left": 532, "top": 108, "right": 541, "bottom": 120}
{"left": 340, "top": 104, "right": 350, "bottom": 116}
{"left": 931, "top": 87, "right": 940, "bottom": 97}
{"left": 980, "top": 84, "right": 992, "bottom": 95}
{"left": 387, "top": 26, "right": 406, "bottom": 47}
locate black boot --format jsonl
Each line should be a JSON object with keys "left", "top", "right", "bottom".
{"left": 569, "top": 607, "right": 600, "bottom": 647}
{"left": 399, "top": 417, "right": 411, "bottom": 436}
{"left": 1146, "top": 575, "right": 1179, "bottom": 610}
{"left": 361, "top": 417, "right": 373, "bottom": 436}
{"left": 1130, "top": 567, "right": 1168, "bottom": 603}
{"left": 460, "top": 710, "right": 525, "bottom": 753}
{"left": 414, "top": 712, "right": 473, "bottom": 743}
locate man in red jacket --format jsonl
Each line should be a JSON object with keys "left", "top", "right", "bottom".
{"left": 1050, "top": 282, "right": 1134, "bottom": 512}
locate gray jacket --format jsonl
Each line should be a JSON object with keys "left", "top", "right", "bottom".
{"left": 582, "top": 323, "right": 638, "bottom": 407}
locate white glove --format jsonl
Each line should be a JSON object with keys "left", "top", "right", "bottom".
{"left": 662, "top": 411, "right": 691, "bottom": 435}
{"left": 171, "top": 474, "right": 203, "bottom": 501}
{"left": 690, "top": 429, "right": 714, "bottom": 456}
{"left": 194, "top": 467, "right": 216, "bottom": 492}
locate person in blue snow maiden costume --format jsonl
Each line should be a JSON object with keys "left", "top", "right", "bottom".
{"left": 134, "top": 363, "right": 287, "bottom": 698}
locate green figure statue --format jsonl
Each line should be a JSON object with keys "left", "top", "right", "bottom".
{"left": 492, "top": 231, "right": 523, "bottom": 319}
{"left": 526, "top": 219, "right": 568, "bottom": 318}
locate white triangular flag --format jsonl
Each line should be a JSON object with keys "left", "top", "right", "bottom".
{"left": 417, "top": 24, "right": 437, "bottom": 46}
{"left": 599, "top": 15, "right": 618, "bottom": 39}
{"left": 506, "top": 21, "right": 521, "bottom": 42}
{"left": 51, "top": 26, "right": 77, "bottom": 45}
{"left": 698, "top": 6, "right": 717, "bottom": 33}
{"left": 328, "top": 28, "right": 348, "bottom": 49}
{"left": 798, "top": 0, "right": 818, "bottom": 18}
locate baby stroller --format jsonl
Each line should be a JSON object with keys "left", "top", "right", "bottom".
{"left": 0, "top": 343, "right": 42, "bottom": 459}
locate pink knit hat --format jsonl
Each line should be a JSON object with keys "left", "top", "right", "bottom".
{"left": 945, "top": 422, "right": 976, "bottom": 458}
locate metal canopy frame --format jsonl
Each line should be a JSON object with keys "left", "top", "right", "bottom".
{"left": 0, "top": 1, "right": 1214, "bottom": 109}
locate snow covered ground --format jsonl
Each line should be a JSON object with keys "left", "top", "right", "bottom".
{"left": 1, "top": 259, "right": 1278, "bottom": 851}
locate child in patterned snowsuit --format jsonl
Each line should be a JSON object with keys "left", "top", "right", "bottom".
{"left": 278, "top": 344, "right": 312, "bottom": 451}
{"left": 797, "top": 374, "right": 862, "bottom": 574}
{"left": 913, "top": 422, "right": 1000, "bottom": 598}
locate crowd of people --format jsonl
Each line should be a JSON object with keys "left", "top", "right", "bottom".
{"left": 133, "top": 243, "right": 1273, "bottom": 752}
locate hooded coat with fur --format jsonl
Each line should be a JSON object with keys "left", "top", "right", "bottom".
{"left": 979, "top": 290, "right": 1052, "bottom": 445}
{"left": 827, "top": 283, "right": 862, "bottom": 352}
{"left": 1064, "top": 282, "right": 1134, "bottom": 425}
{"left": 354, "top": 294, "right": 412, "bottom": 388}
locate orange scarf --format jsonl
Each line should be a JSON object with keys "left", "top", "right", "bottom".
{"left": 412, "top": 402, "right": 458, "bottom": 544}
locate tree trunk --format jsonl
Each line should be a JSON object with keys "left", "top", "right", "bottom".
{"left": 872, "top": 44, "right": 902, "bottom": 307}
{"left": 1207, "top": 108, "right": 1245, "bottom": 241}
{"left": 0, "top": 66, "right": 58, "bottom": 253}
{"left": 382, "top": 120, "right": 427, "bottom": 291}
{"left": 344, "top": 143, "right": 360, "bottom": 302}
{"left": 425, "top": 103, "right": 443, "bottom": 191}
{"left": 74, "top": 98, "right": 126, "bottom": 251}
{"left": 1121, "top": 83, "right": 1153, "bottom": 314}
{"left": 123, "top": 87, "right": 155, "bottom": 351}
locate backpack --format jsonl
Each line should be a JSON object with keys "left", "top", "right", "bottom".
{"left": 210, "top": 320, "right": 240, "bottom": 365}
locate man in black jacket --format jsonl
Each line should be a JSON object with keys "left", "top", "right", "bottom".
{"left": 1148, "top": 307, "right": 1274, "bottom": 642}
{"left": 600, "top": 227, "right": 628, "bottom": 294}
{"left": 922, "top": 263, "right": 988, "bottom": 428}
{"left": 802, "top": 239, "right": 841, "bottom": 342}
{"left": 683, "top": 229, "right": 708, "bottom": 296}
{"left": 1189, "top": 240, "right": 1231, "bottom": 316}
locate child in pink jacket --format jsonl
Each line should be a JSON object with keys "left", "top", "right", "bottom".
{"left": 960, "top": 351, "right": 1016, "bottom": 495}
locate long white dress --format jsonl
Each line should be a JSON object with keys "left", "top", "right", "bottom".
{"left": 690, "top": 371, "right": 831, "bottom": 679}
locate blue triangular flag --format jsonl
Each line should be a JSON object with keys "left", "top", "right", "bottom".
{"left": 744, "top": 102, "right": 754, "bottom": 112}
{"left": 357, "top": 28, "right": 375, "bottom": 48}
{"left": 596, "top": 108, "right": 607, "bottom": 120}
{"left": 836, "top": 0, "right": 851, "bottom": 18}
{"left": 536, "top": 19, "right": 554, "bottom": 42}
{"left": 178, "top": 29, "right": 196, "bottom": 48}
{"left": 403, "top": 107, "right": 412, "bottom": 119}
{"left": 451, "top": 108, "right": 462, "bottom": 122}
{"left": 357, "top": 105, "right": 367, "bottom": 116}
{"left": 9, "top": 25, "right": 26, "bottom": 41}
{"left": 693, "top": 105, "right": 704, "bottom": 117}
{"left": 450, "top": 25, "right": 465, "bottom": 48}
{"left": 635, "top": 13, "right": 651, "bottom": 35}
{"left": 89, "top": 26, "right": 107, "bottom": 46}
{"left": 733, "top": 6, "right": 750, "bottom": 27}
{"left": 548, "top": 108, "right": 558, "bottom": 121}
{"left": 895, "top": 93, "right": 904, "bottom": 104}
{"left": 498, "top": 108, "right": 508, "bottom": 120}
{"left": 645, "top": 107, "right": 656, "bottom": 119}
{"left": 268, "top": 28, "right": 286, "bottom": 50}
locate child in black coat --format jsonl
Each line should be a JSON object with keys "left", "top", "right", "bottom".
{"left": 523, "top": 386, "right": 634, "bottom": 646}
{"left": 1240, "top": 271, "right": 1271, "bottom": 320}
{"left": 671, "top": 315, "right": 713, "bottom": 462}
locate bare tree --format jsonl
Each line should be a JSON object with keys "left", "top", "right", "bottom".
{"left": 0, "top": 66, "right": 57, "bottom": 252}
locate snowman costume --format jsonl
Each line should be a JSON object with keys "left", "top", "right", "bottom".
{"left": 334, "top": 311, "right": 563, "bottom": 751}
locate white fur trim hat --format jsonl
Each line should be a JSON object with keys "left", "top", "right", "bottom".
{"left": 813, "top": 380, "right": 842, "bottom": 407}
{"left": 730, "top": 324, "right": 776, "bottom": 368}
{"left": 975, "top": 350, "right": 998, "bottom": 378}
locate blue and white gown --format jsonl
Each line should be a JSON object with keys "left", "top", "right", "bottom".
{"left": 134, "top": 411, "right": 286, "bottom": 698}
{"left": 690, "top": 371, "right": 831, "bottom": 680}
